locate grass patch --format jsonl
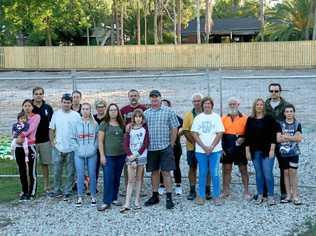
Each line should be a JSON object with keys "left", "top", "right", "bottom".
{"left": 0, "top": 177, "right": 46, "bottom": 203}
{"left": 0, "top": 159, "right": 18, "bottom": 175}
{"left": 299, "top": 218, "right": 316, "bottom": 236}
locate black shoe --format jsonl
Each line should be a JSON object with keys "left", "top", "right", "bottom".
{"left": 63, "top": 194, "right": 71, "bottom": 201}
{"left": 166, "top": 198, "right": 174, "bottom": 209}
{"left": 48, "top": 191, "right": 63, "bottom": 198}
{"left": 206, "top": 192, "right": 212, "bottom": 200}
{"left": 19, "top": 194, "right": 30, "bottom": 202}
{"left": 187, "top": 191, "right": 196, "bottom": 200}
{"left": 144, "top": 195, "right": 159, "bottom": 206}
{"left": 280, "top": 193, "right": 287, "bottom": 201}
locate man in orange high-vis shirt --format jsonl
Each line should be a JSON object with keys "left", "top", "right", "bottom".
{"left": 221, "top": 97, "right": 251, "bottom": 200}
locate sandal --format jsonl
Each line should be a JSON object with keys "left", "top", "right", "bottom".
{"left": 120, "top": 207, "right": 131, "bottom": 213}
{"left": 280, "top": 198, "right": 292, "bottom": 204}
{"left": 134, "top": 205, "right": 142, "bottom": 210}
{"left": 293, "top": 199, "right": 302, "bottom": 205}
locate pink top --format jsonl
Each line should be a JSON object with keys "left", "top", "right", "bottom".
{"left": 23, "top": 113, "right": 41, "bottom": 145}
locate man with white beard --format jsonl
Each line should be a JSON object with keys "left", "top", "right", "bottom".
{"left": 220, "top": 97, "right": 251, "bottom": 200}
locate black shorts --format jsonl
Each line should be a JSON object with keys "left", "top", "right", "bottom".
{"left": 221, "top": 146, "right": 247, "bottom": 166}
{"left": 278, "top": 155, "right": 299, "bottom": 169}
{"left": 146, "top": 145, "right": 176, "bottom": 172}
{"left": 186, "top": 150, "right": 197, "bottom": 167}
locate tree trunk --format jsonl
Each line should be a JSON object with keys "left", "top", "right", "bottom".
{"left": 47, "top": 19, "right": 52, "bottom": 46}
{"left": 86, "top": 27, "right": 90, "bottom": 46}
{"left": 176, "top": 0, "right": 182, "bottom": 44}
{"left": 144, "top": 0, "right": 148, "bottom": 45}
{"left": 205, "top": 0, "right": 210, "bottom": 43}
{"left": 158, "top": 0, "right": 163, "bottom": 43}
{"left": 115, "top": 1, "right": 120, "bottom": 45}
{"left": 111, "top": 3, "right": 115, "bottom": 45}
{"left": 312, "top": 2, "right": 316, "bottom": 40}
{"left": 120, "top": 3, "right": 124, "bottom": 45}
{"left": 173, "top": 0, "right": 177, "bottom": 44}
{"left": 196, "top": 0, "right": 201, "bottom": 44}
{"left": 259, "top": 0, "right": 264, "bottom": 41}
{"left": 137, "top": 0, "right": 141, "bottom": 45}
{"left": 154, "top": 0, "right": 158, "bottom": 44}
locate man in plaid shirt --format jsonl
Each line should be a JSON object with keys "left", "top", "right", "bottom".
{"left": 144, "top": 90, "right": 180, "bottom": 209}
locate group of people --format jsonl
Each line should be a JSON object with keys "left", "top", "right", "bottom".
{"left": 11, "top": 82, "right": 303, "bottom": 212}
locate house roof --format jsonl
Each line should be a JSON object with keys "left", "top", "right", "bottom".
{"left": 182, "top": 17, "right": 261, "bottom": 36}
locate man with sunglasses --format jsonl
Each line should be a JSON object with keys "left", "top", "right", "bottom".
{"left": 265, "top": 83, "right": 289, "bottom": 201}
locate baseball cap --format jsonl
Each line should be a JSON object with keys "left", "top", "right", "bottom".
{"left": 149, "top": 90, "right": 161, "bottom": 97}
{"left": 61, "top": 93, "right": 72, "bottom": 101}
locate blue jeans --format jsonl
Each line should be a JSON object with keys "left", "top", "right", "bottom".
{"left": 252, "top": 151, "right": 275, "bottom": 197}
{"left": 103, "top": 155, "right": 126, "bottom": 204}
{"left": 195, "top": 151, "right": 222, "bottom": 198}
{"left": 52, "top": 148, "right": 75, "bottom": 195}
{"left": 74, "top": 153, "right": 97, "bottom": 198}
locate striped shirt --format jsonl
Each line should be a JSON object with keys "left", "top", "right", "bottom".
{"left": 144, "top": 106, "right": 180, "bottom": 151}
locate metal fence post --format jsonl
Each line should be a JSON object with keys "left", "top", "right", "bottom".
{"left": 219, "top": 76, "right": 223, "bottom": 116}
{"left": 71, "top": 70, "right": 77, "bottom": 91}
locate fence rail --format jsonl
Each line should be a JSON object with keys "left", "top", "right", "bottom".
{"left": 1, "top": 41, "right": 316, "bottom": 70}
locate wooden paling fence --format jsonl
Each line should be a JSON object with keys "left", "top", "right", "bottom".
{"left": 1, "top": 41, "right": 316, "bottom": 70}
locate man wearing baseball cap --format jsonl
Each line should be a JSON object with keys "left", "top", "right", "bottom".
{"left": 144, "top": 90, "right": 180, "bottom": 209}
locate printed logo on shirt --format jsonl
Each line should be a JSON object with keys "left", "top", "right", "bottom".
{"left": 200, "top": 121, "right": 215, "bottom": 133}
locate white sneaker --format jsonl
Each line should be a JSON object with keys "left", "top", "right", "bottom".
{"left": 175, "top": 186, "right": 182, "bottom": 195}
{"left": 158, "top": 186, "right": 166, "bottom": 195}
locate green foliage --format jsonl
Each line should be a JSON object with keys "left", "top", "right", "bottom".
{"left": 213, "top": 0, "right": 259, "bottom": 19}
{"left": 264, "top": 0, "right": 314, "bottom": 41}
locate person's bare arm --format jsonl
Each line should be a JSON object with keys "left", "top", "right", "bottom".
{"left": 171, "top": 127, "right": 178, "bottom": 147}
{"left": 192, "top": 132, "right": 208, "bottom": 153}
{"left": 98, "top": 131, "right": 106, "bottom": 165}
{"left": 210, "top": 132, "right": 223, "bottom": 151}
{"left": 49, "top": 129, "right": 55, "bottom": 147}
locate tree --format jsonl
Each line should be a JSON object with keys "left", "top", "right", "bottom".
{"left": 196, "top": 0, "right": 201, "bottom": 44}
{"left": 264, "top": 0, "right": 313, "bottom": 41}
{"left": 259, "top": 0, "right": 264, "bottom": 41}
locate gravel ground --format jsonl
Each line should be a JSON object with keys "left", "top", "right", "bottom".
{"left": 0, "top": 69, "right": 316, "bottom": 235}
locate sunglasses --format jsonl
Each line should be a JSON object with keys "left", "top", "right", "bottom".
{"left": 269, "top": 90, "right": 280, "bottom": 93}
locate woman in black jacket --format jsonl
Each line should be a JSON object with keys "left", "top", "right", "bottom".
{"left": 245, "top": 98, "right": 277, "bottom": 206}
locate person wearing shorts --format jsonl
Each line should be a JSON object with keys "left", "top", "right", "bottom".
{"left": 144, "top": 90, "right": 179, "bottom": 209}
{"left": 221, "top": 97, "right": 251, "bottom": 200}
{"left": 32, "top": 87, "right": 54, "bottom": 193}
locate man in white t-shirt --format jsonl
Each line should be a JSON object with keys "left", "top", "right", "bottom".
{"left": 191, "top": 96, "right": 224, "bottom": 205}
{"left": 48, "top": 93, "right": 81, "bottom": 200}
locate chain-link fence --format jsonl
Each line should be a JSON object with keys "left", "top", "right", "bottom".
{"left": 1, "top": 72, "right": 316, "bottom": 186}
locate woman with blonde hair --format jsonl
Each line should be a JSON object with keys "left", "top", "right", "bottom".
{"left": 74, "top": 102, "right": 98, "bottom": 206}
{"left": 245, "top": 98, "right": 277, "bottom": 206}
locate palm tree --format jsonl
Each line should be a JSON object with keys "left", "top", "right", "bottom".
{"left": 264, "top": 0, "right": 313, "bottom": 41}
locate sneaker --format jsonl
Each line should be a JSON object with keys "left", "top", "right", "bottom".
{"left": 48, "top": 191, "right": 63, "bottom": 198}
{"left": 187, "top": 191, "right": 196, "bottom": 200}
{"left": 76, "top": 197, "right": 83, "bottom": 207}
{"left": 144, "top": 195, "right": 159, "bottom": 206}
{"left": 91, "top": 198, "right": 97, "bottom": 206}
{"left": 255, "top": 195, "right": 264, "bottom": 205}
{"left": 268, "top": 196, "right": 276, "bottom": 206}
{"left": 63, "top": 194, "right": 71, "bottom": 201}
{"left": 175, "top": 186, "right": 182, "bottom": 195}
{"left": 112, "top": 200, "right": 122, "bottom": 206}
{"left": 158, "top": 186, "right": 166, "bottom": 195}
{"left": 206, "top": 191, "right": 212, "bottom": 200}
{"left": 195, "top": 196, "right": 205, "bottom": 205}
{"left": 97, "top": 204, "right": 110, "bottom": 211}
{"left": 213, "top": 198, "right": 222, "bottom": 206}
{"left": 166, "top": 198, "right": 175, "bottom": 209}
{"left": 19, "top": 194, "right": 30, "bottom": 202}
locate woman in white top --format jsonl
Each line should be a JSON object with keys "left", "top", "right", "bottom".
{"left": 191, "top": 96, "right": 224, "bottom": 205}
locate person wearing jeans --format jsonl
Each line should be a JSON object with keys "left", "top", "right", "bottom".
{"left": 97, "top": 103, "right": 126, "bottom": 211}
{"left": 49, "top": 93, "right": 81, "bottom": 200}
{"left": 74, "top": 103, "right": 98, "bottom": 207}
{"left": 252, "top": 151, "right": 275, "bottom": 198}
{"left": 195, "top": 151, "right": 222, "bottom": 200}
{"left": 191, "top": 96, "right": 224, "bottom": 206}
{"left": 245, "top": 98, "right": 277, "bottom": 206}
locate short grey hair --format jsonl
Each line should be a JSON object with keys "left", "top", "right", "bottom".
{"left": 227, "top": 97, "right": 240, "bottom": 104}
{"left": 191, "top": 93, "right": 204, "bottom": 101}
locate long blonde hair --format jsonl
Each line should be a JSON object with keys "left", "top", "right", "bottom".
{"left": 251, "top": 98, "right": 265, "bottom": 118}
{"left": 81, "top": 103, "right": 97, "bottom": 126}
